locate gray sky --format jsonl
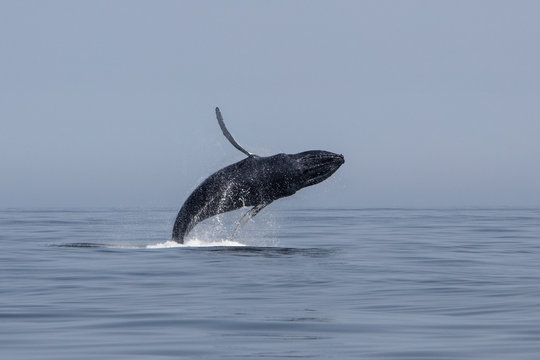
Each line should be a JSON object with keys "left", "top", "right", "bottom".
{"left": 1, "top": 0, "right": 539, "bottom": 208}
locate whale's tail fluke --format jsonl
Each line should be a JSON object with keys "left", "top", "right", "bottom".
{"left": 216, "top": 107, "right": 253, "bottom": 157}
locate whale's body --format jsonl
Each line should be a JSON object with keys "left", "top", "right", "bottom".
{"left": 172, "top": 108, "right": 344, "bottom": 243}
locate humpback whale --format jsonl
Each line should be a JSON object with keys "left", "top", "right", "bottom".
{"left": 172, "top": 107, "right": 344, "bottom": 243}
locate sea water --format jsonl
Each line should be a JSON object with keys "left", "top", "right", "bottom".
{"left": 1, "top": 208, "right": 540, "bottom": 359}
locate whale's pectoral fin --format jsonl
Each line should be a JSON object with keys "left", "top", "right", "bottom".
{"left": 231, "top": 202, "right": 271, "bottom": 239}
{"left": 216, "top": 107, "right": 254, "bottom": 157}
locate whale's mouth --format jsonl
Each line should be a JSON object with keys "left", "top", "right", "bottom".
{"left": 294, "top": 151, "right": 345, "bottom": 188}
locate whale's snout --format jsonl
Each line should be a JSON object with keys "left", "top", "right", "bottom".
{"left": 293, "top": 150, "right": 345, "bottom": 188}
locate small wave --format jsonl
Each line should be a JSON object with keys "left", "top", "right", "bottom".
{"left": 56, "top": 239, "right": 247, "bottom": 249}
{"left": 146, "top": 238, "right": 246, "bottom": 249}
{"left": 55, "top": 242, "right": 142, "bottom": 249}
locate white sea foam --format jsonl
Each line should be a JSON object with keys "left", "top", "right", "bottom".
{"left": 146, "top": 238, "right": 246, "bottom": 249}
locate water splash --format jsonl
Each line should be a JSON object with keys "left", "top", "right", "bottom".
{"left": 146, "top": 238, "right": 246, "bottom": 249}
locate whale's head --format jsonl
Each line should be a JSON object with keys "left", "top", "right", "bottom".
{"left": 245, "top": 150, "right": 344, "bottom": 201}
{"left": 292, "top": 150, "right": 345, "bottom": 188}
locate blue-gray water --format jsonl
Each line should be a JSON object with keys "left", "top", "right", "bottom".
{"left": 1, "top": 208, "right": 540, "bottom": 359}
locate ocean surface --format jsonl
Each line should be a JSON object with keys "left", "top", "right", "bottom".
{"left": 1, "top": 207, "right": 540, "bottom": 359}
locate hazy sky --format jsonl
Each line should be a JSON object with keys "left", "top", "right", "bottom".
{"left": 1, "top": 1, "right": 539, "bottom": 208}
